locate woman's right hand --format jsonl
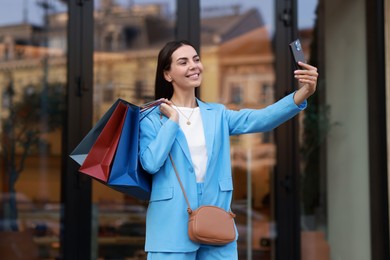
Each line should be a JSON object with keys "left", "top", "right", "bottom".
{"left": 160, "top": 99, "right": 179, "bottom": 123}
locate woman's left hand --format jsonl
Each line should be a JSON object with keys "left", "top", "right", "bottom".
{"left": 293, "top": 62, "right": 319, "bottom": 105}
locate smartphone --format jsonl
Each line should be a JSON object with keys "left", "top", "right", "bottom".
{"left": 289, "top": 39, "right": 306, "bottom": 69}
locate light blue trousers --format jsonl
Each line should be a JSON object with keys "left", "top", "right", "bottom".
{"left": 147, "top": 242, "right": 238, "bottom": 260}
{"left": 147, "top": 183, "right": 238, "bottom": 260}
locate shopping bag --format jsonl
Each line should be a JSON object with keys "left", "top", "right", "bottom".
{"left": 78, "top": 101, "right": 127, "bottom": 182}
{"left": 70, "top": 98, "right": 163, "bottom": 200}
{"left": 70, "top": 98, "right": 163, "bottom": 166}
{"left": 107, "top": 103, "right": 151, "bottom": 200}
{"left": 70, "top": 99, "right": 125, "bottom": 166}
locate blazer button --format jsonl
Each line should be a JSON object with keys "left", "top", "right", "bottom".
{"left": 189, "top": 167, "right": 194, "bottom": 173}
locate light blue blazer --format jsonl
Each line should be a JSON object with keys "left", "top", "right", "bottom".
{"left": 139, "top": 92, "right": 306, "bottom": 253}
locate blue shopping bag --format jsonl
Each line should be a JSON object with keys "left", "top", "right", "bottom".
{"left": 108, "top": 103, "right": 151, "bottom": 200}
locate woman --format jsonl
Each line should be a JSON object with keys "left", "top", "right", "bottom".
{"left": 139, "top": 40, "right": 318, "bottom": 259}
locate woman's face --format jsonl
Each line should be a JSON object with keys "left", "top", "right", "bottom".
{"left": 164, "top": 44, "right": 203, "bottom": 92}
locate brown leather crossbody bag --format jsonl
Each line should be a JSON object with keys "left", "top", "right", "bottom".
{"left": 169, "top": 154, "right": 236, "bottom": 245}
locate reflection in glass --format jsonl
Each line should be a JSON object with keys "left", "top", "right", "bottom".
{"left": 0, "top": 0, "right": 67, "bottom": 259}
{"left": 92, "top": 1, "right": 176, "bottom": 259}
{"left": 297, "top": 0, "right": 331, "bottom": 259}
{"left": 199, "top": 1, "right": 275, "bottom": 259}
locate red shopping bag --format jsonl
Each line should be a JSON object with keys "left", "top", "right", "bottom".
{"left": 78, "top": 101, "right": 127, "bottom": 182}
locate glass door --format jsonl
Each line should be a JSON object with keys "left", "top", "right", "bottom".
{"left": 297, "top": 0, "right": 330, "bottom": 259}
{"left": 92, "top": 0, "right": 176, "bottom": 259}
{"left": 0, "top": 0, "right": 67, "bottom": 259}
{"left": 199, "top": 1, "right": 276, "bottom": 259}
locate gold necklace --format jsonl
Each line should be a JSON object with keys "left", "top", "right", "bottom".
{"left": 171, "top": 100, "right": 196, "bottom": 125}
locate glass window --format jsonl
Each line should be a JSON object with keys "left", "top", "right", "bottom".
{"left": 0, "top": 0, "right": 67, "bottom": 259}
{"left": 298, "top": 1, "right": 374, "bottom": 259}
{"left": 297, "top": 0, "right": 330, "bottom": 259}
{"left": 199, "top": 1, "right": 275, "bottom": 259}
{"left": 92, "top": 0, "right": 176, "bottom": 259}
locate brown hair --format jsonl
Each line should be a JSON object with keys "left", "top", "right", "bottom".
{"left": 154, "top": 40, "right": 196, "bottom": 99}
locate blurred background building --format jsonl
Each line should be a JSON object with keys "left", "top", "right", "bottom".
{"left": 0, "top": 0, "right": 387, "bottom": 260}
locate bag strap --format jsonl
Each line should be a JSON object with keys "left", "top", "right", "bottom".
{"left": 170, "top": 154, "right": 235, "bottom": 218}
{"left": 139, "top": 98, "right": 165, "bottom": 122}
{"left": 169, "top": 154, "right": 193, "bottom": 214}
{"left": 155, "top": 112, "right": 193, "bottom": 214}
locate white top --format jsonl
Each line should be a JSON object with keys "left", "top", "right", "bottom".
{"left": 173, "top": 106, "right": 208, "bottom": 183}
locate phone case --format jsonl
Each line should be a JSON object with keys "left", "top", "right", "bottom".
{"left": 289, "top": 39, "right": 306, "bottom": 69}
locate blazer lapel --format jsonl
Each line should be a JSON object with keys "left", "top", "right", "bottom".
{"left": 159, "top": 112, "right": 193, "bottom": 165}
{"left": 197, "top": 99, "right": 216, "bottom": 170}
{"left": 175, "top": 129, "right": 193, "bottom": 164}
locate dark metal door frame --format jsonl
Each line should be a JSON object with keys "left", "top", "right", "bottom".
{"left": 176, "top": 0, "right": 200, "bottom": 52}
{"left": 176, "top": 0, "right": 200, "bottom": 98}
{"left": 366, "top": 0, "right": 390, "bottom": 259}
{"left": 273, "top": 0, "right": 301, "bottom": 259}
{"left": 61, "top": 0, "right": 94, "bottom": 259}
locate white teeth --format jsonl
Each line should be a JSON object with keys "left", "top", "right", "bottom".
{"left": 188, "top": 74, "right": 199, "bottom": 79}
{"left": 187, "top": 72, "right": 200, "bottom": 77}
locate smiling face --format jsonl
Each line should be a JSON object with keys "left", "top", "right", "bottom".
{"left": 164, "top": 44, "right": 203, "bottom": 93}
